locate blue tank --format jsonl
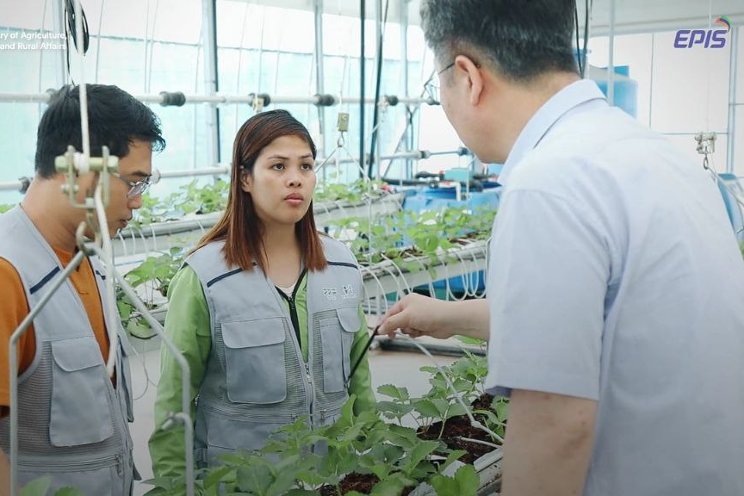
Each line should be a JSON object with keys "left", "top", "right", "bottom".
{"left": 593, "top": 65, "right": 638, "bottom": 118}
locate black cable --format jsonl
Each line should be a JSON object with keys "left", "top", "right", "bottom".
{"left": 346, "top": 325, "right": 379, "bottom": 388}
{"left": 367, "top": 0, "right": 391, "bottom": 178}
{"left": 64, "top": 0, "right": 90, "bottom": 83}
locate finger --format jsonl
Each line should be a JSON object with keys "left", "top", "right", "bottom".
{"left": 379, "top": 310, "right": 409, "bottom": 335}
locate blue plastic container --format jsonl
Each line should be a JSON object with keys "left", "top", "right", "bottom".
{"left": 593, "top": 65, "right": 638, "bottom": 118}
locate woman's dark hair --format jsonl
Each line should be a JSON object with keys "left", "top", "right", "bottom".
{"left": 194, "top": 109, "right": 326, "bottom": 272}
{"left": 35, "top": 84, "right": 165, "bottom": 177}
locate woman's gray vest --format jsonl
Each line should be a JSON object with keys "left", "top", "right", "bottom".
{"left": 0, "top": 207, "right": 135, "bottom": 496}
{"left": 186, "top": 236, "right": 363, "bottom": 467}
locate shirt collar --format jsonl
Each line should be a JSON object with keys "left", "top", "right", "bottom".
{"left": 498, "top": 79, "right": 607, "bottom": 187}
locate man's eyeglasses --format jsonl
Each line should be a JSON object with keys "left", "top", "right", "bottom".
{"left": 423, "top": 62, "right": 456, "bottom": 103}
{"left": 111, "top": 173, "right": 154, "bottom": 198}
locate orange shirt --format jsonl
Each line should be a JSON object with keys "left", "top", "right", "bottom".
{"left": 0, "top": 248, "right": 109, "bottom": 409}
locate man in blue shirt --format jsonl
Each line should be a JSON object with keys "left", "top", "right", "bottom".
{"left": 380, "top": 1, "right": 744, "bottom": 495}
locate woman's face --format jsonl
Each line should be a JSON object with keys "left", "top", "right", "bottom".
{"left": 241, "top": 134, "right": 316, "bottom": 228}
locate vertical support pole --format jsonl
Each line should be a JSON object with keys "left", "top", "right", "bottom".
{"left": 726, "top": 27, "right": 738, "bottom": 173}
{"left": 360, "top": 0, "right": 366, "bottom": 178}
{"left": 400, "top": 0, "right": 412, "bottom": 180}
{"left": 313, "top": 0, "right": 327, "bottom": 160}
{"left": 607, "top": 0, "right": 615, "bottom": 107}
{"left": 202, "top": 0, "right": 221, "bottom": 166}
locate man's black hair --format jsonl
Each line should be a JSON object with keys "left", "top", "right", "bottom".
{"left": 35, "top": 84, "right": 165, "bottom": 177}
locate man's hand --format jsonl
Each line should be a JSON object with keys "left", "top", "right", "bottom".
{"left": 378, "top": 294, "right": 489, "bottom": 340}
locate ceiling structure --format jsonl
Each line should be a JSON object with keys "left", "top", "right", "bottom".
{"left": 237, "top": 0, "right": 744, "bottom": 36}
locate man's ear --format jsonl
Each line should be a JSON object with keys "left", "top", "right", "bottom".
{"left": 455, "top": 54, "right": 484, "bottom": 106}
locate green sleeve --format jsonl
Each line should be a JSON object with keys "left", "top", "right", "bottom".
{"left": 148, "top": 266, "right": 211, "bottom": 480}
{"left": 348, "top": 306, "right": 376, "bottom": 415}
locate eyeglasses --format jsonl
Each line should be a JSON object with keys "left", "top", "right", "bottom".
{"left": 423, "top": 62, "right": 456, "bottom": 103}
{"left": 111, "top": 172, "right": 153, "bottom": 198}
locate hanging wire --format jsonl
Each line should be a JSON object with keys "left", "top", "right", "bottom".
{"left": 94, "top": 0, "right": 105, "bottom": 82}
{"left": 63, "top": 0, "right": 90, "bottom": 84}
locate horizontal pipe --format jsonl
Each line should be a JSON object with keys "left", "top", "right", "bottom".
{"left": 0, "top": 149, "right": 468, "bottom": 191}
{"left": 0, "top": 91, "right": 435, "bottom": 107}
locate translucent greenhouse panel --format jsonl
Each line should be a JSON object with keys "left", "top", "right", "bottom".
{"left": 649, "top": 31, "right": 730, "bottom": 134}
{"left": 586, "top": 33, "right": 654, "bottom": 126}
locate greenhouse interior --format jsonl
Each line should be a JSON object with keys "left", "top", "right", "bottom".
{"left": 1, "top": 0, "right": 744, "bottom": 495}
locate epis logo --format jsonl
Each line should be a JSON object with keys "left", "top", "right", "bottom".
{"left": 674, "top": 16, "right": 731, "bottom": 48}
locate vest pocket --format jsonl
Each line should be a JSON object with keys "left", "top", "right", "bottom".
{"left": 221, "top": 319, "right": 287, "bottom": 404}
{"left": 320, "top": 306, "right": 361, "bottom": 393}
{"left": 50, "top": 338, "right": 114, "bottom": 447}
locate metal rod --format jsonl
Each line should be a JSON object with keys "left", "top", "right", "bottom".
{"left": 313, "top": 0, "right": 326, "bottom": 158}
{"left": 112, "top": 265, "right": 194, "bottom": 496}
{"left": 360, "top": 0, "right": 366, "bottom": 179}
{"left": 157, "top": 166, "right": 230, "bottom": 179}
{"left": 607, "top": 0, "right": 615, "bottom": 107}
{"left": 202, "top": 0, "right": 220, "bottom": 165}
{"left": 400, "top": 0, "right": 412, "bottom": 179}
{"left": 727, "top": 27, "right": 738, "bottom": 173}
{"left": 0, "top": 92, "right": 433, "bottom": 106}
{"left": 9, "top": 250, "right": 86, "bottom": 495}
{"left": 0, "top": 149, "right": 469, "bottom": 191}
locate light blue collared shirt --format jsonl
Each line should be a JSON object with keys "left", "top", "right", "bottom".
{"left": 485, "top": 79, "right": 744, "bottom": 496}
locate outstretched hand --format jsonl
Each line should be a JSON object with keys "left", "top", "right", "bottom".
{"left": 377, "top": 293, "right": 457, "bottom": 340}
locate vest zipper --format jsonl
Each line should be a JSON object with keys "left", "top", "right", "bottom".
{"left": 18, "top": 453, "right": 122, "bottom": 472}
{"left": 275, "top": 269, "right": 306, "bottom": 347}
{"left": 275, "top": 269, "right": 315, "bottom": 423}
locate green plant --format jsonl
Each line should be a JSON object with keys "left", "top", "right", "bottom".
{"left": 145, "top": 396, "right": 468, "bottom": 496}
{"left": 117, "top": 246, "right": 186, "bottom": 338}
{"left": 18, "top": 477, "right": 84, "bottom": 496}
{"left": 315, "top": 179, "right": 386, "bottom": 205}
{"left": 0, "top": 203, "right": 14, "bottom": 214}
{"left": 175, "top": 179, "right": 229, "bottom": 215}
{"left": 377, "top": 352, "right": 505, "bottom": 448}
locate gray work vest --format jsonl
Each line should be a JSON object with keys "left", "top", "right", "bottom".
{"left": 186, "top": 236, "right": 363, "bottom": 467}
{"left": 0, "top": 206, "right": 135, "bottom": 496}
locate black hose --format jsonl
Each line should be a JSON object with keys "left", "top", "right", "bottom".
{"left": 367, "top": 0, "right": 390, "bottom": 178}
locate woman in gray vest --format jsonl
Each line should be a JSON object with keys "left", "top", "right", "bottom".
{"left": 148, "top": 110, "right": 376, "bottom": 479}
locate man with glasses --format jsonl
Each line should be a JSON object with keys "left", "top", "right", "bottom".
{"left": 0, "top": 84, "right": 165, "bottom": 494}
{"left": 380, "top": 1, "right": 744, "bottom": 495}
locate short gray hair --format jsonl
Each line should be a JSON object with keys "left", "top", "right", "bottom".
{"left": 420, "top": 0, "right": 578, "bottom": 82}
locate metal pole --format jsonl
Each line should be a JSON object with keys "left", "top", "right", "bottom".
{"left": 112, "top": 267, "right": 194, "bottom": 496}
{"left": 400, "top": 0, "right": 412, "bottom": 180}
{"left": 0, "top": 150, "right": 467, "bottom": 191}
{"left": 373, "top": 0, "right": 383, "bottom": 180}
{"left": 727, "top": 27, "right": 738, "bottom": 173}
{"left": 52, "top": 0, "right": 66, "bottom": 86}
{"left": 360, "top": 0, "right": 366, "bottom": 179}
{"left": 202, "top": 0, "right": 220, "bottom": 165}
{"left": 9, "top": 250, "right": 86, "bottom": 495}
{"left": 607, "top": 0, "right": 615, "bottom": 107}
{"left": 313, "top": 0, "right": 327, "bottom": 159}
{"left": 0, "top": 92, "right": 434, "bottom": 106}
